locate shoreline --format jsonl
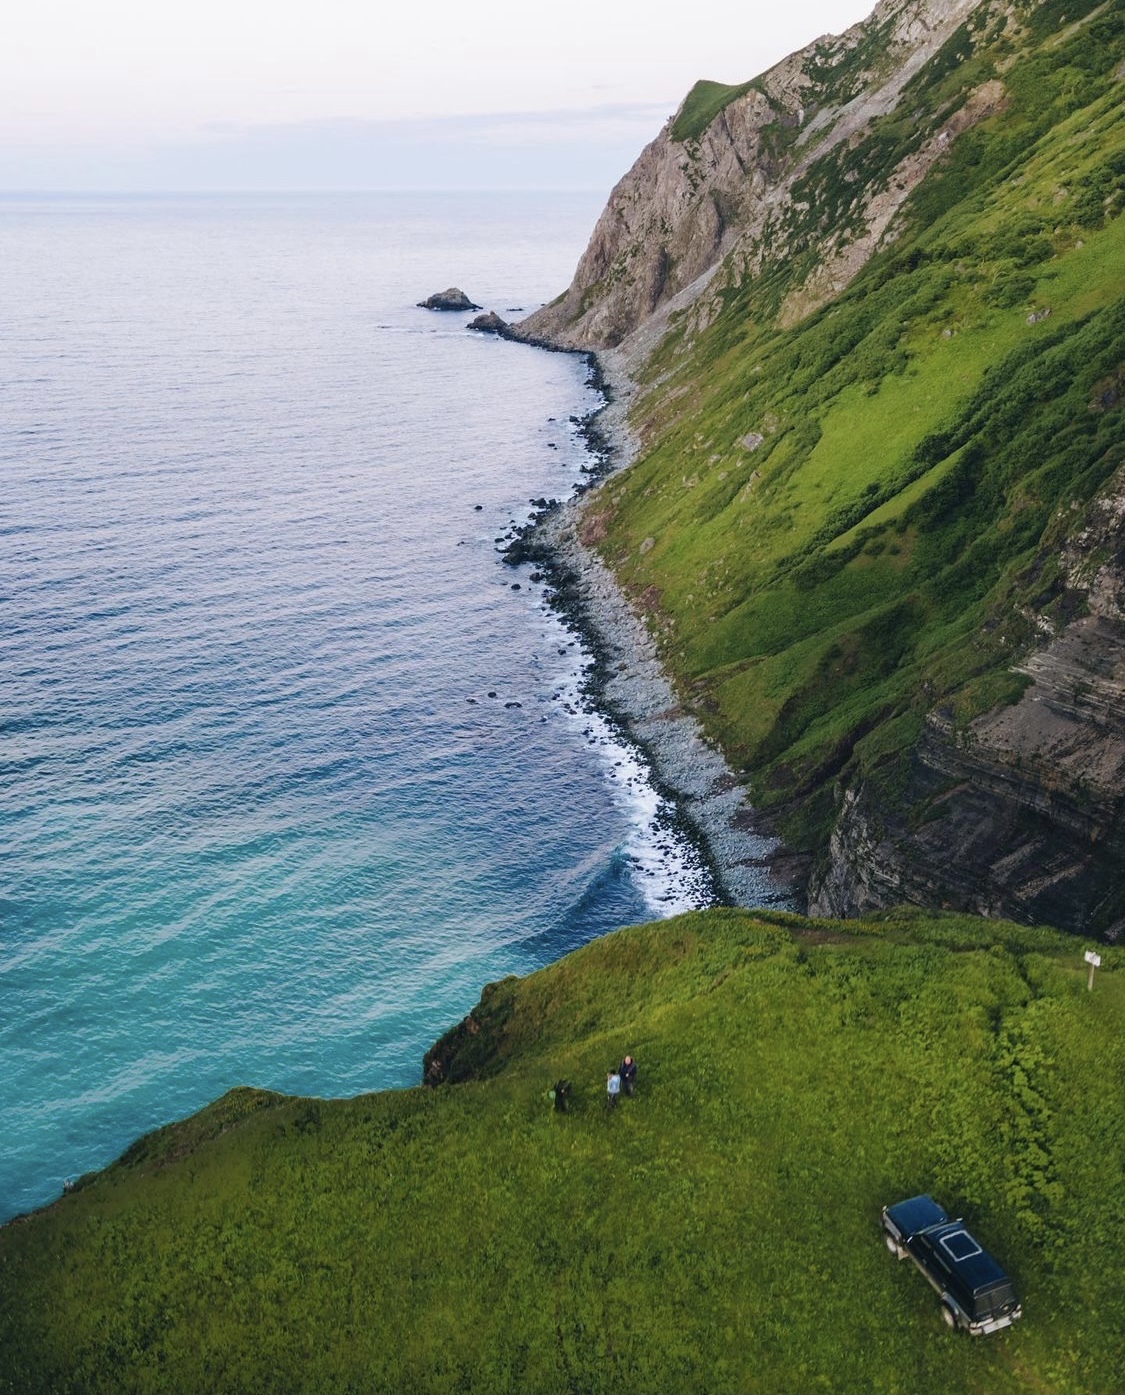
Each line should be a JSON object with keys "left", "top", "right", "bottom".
{"left": 507, "top": 344, "right": 797, "bottom": 913}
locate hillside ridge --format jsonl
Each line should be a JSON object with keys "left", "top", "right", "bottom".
{"left": 3, "top": 909, "right": 1122, "bottom": 1394}
{"left": 514, "top": 0, "right": 1125, "bottom": 938}
{"left": 515, "top": 0, "right": 986, "bottom": 353}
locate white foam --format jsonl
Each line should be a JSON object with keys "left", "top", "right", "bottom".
{"left": 529, "top": 597, "right": 717, "bottom": 919}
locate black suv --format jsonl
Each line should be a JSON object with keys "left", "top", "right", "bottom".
{"left": 882, "top": 1195, "right": 1022, "bottom": 1335}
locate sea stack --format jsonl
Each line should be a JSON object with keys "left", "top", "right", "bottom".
{"left": 467, "top": 311, "right": 510, "bottom": 335}
{"left": 417, "top": 287, "right": 481, "bottom": 311}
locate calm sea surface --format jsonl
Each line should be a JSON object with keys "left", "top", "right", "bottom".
{"left": 0, "top": 192, "right": 715, "bottom": 1221}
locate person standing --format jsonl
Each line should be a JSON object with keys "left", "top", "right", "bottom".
{"left": 619, "top": 1054, "right": 637, "bottom": 1098}
{"left": 606, "top": 1069, "right": 621, "bottom": 1110}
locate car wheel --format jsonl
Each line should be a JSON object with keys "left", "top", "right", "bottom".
{"left": 884, "top": 1232, "right": 905, "bottom": 1259}
{"left": 941, "top": 1303, "right": 959, "bottom": 1332}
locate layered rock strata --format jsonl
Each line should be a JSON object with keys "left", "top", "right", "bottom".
{"left": 811, "top": 472, "right": 1125, "bottom": 938}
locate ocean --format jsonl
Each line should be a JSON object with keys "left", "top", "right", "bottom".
{"left": 0, "top": 191, "right": 716, "bottom": 1222}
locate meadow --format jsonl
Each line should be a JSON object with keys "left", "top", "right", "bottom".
{"left": 2, "top": 909, "right": 1121, "bottom": 1393}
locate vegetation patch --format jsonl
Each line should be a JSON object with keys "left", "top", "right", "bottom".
{"left": 1, "top": 910, "right": 1121, "bottom": 1394}
{"left": 594, "top": 0, "right": 1124, "bottom": 916}
{"left": 671, "top": 78, "right": 756, "bottom": 143}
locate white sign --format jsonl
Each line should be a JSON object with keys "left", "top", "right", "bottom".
{"left": 1084, "top": 951, "right": 1102, "bottom": 967}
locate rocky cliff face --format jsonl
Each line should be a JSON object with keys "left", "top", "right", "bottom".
{"left": 517, "top": 0, "right": 986, "bottom": 353}
{"left": 516, "top": 0, "right": 1125, "bottom": 940}
{"left": 811, "top": 469, "right": 1125, "bottom": 936}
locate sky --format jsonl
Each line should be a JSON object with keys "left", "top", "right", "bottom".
{"left": 1, "top": 0, "right": 877, "bottom": 191}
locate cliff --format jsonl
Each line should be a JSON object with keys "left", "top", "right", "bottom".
{"left": 518, "top": 0, "right": 988, "bottom": 353}
{"left": 516, "top": 0, "right": 1125, "bottom": 939}
{"left": 2, "top": 11, "right": 1123, "bottom": 1391}
{"left": 812, "top": 467, "right": 1125, "bottom": 926}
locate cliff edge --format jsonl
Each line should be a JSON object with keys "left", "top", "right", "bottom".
{"left": 515, "top": 0, "right": 1125, "bottom": 938}
{"left": 517, "top": 0, "right": 986, "bottom": 354}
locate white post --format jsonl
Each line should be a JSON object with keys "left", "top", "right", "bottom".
{"left": 1084, "top": 949, "right": 1101, "bottom": 992}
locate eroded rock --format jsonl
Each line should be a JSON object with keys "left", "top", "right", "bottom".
{"left": 417, "top": 287, "right": 481, "bottom": 311}
{"left": 809, "top": 467, "right": 1125, "bottom": 941}
{"left": 468, "top": 311, "right": 510, "bottom": 335}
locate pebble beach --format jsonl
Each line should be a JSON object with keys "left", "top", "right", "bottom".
{"left": 536, "top": 351, "right": 795, "bottom": 912}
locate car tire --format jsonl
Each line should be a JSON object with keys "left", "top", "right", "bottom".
{"left": 884, "top": 1232, "right": 905, "bottom": 1259}
{"left": 941, "top": 1302, "right": 959, "bottom": 1332}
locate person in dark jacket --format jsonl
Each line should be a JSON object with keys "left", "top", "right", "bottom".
{"left": 619, "top": 1054, "right": 637, "bottom": 1098}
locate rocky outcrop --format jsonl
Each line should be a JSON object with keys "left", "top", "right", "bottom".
{"left": 422, "top": 977, "right": 519, "bottom": 1085}
{"left": 417, "top": 287, "right": 481, "bottom": 311}
{"left": 514, "top": 0, "right": 986, "bottom": 354}
{"left": 810, "top": 470, "right": 1125, "bottom": 940}
{"left": 467, "top": 311, "right": 510, "bottom": 335}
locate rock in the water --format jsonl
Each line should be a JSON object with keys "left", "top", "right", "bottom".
{"left": 417, "top": 287, "right": 481, "bottom": 311}
{"left": 467, "top": 311, "right": 510, "bottom": 335}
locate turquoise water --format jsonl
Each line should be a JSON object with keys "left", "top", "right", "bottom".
{"left": 0, "top": 192, "right": 716, "bottom": 1221}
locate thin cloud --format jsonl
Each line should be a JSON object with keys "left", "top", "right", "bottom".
{"left": 0, "top": 103, "right": 672, "bottom": 191}
{"left": 205, "top": 103, "right": 676, "bottom": 148}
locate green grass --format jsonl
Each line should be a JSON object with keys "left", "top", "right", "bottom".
{"left": 1, "top": 909, "right": 1121, "bottom": 1394}
{"left": 590, "top": 0, "right": 1125, "bottom": 894}
{"left": 671, "top": 79, "right": 756, "bottom": 143}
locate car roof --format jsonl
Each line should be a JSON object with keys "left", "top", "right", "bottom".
{"left": 925, "top": 1221, "right": 1011, "bottom": 1293}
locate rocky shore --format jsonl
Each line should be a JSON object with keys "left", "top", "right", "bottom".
{"left": 511, "top": 347, "right": 794, "bottom": 911}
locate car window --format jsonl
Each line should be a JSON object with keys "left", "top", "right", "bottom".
{"left": 938, "top": 1230, "right": 982, "bottom": 1262}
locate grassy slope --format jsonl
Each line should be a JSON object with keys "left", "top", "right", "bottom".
{"left": 1, "top": 911, "right": 1121, "bottom": 1394}
{"left": 671, "top": 79, "right": 756, "bottom": 142}
{"left": 593, "top": 0, "right": 1124, "bottom": 865}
